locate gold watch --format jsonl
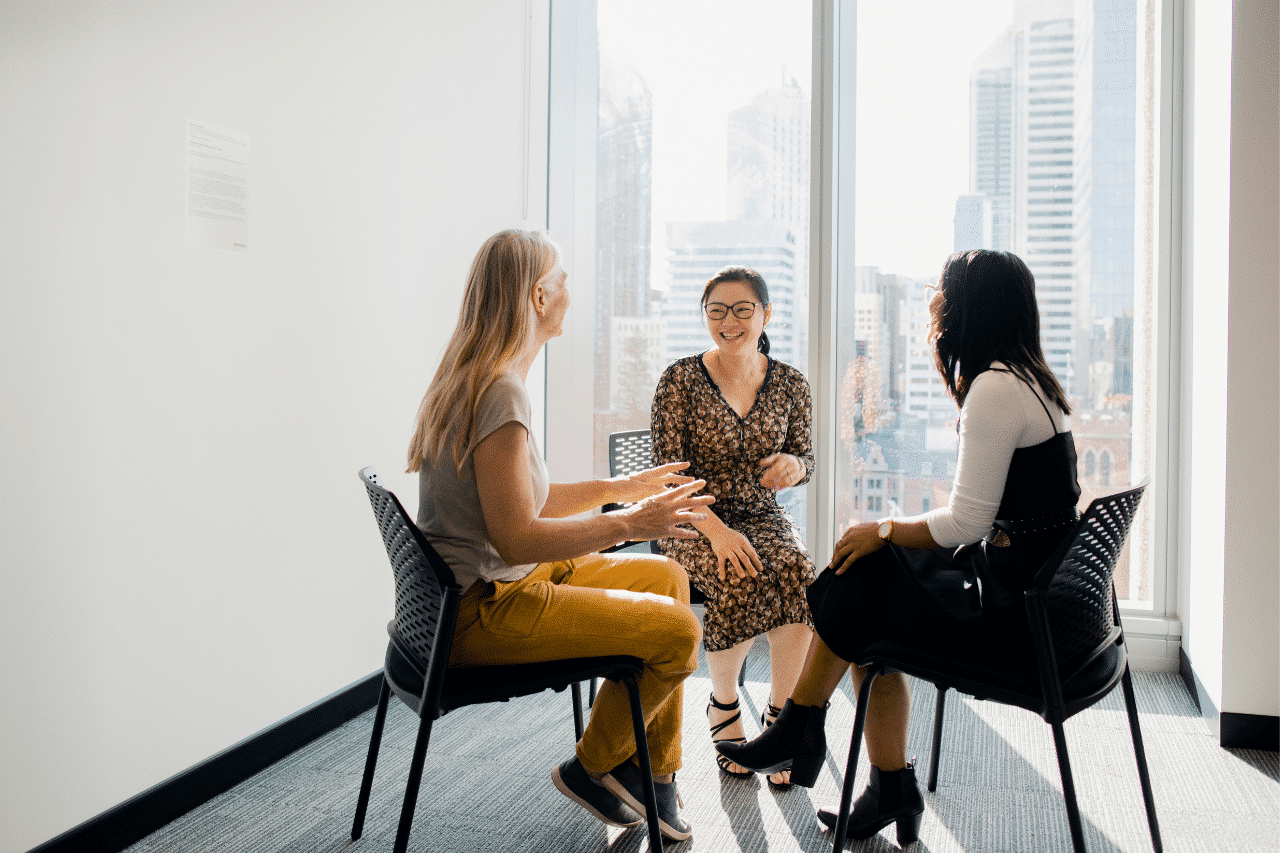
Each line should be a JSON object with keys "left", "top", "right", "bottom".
{"left": 877, "top": 518, "right": 893, "bottom": 543}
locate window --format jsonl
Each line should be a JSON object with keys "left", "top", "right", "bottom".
{"left": 593, "top": 0, "right": 812, "bottom": 529}
{"left": 555, "top": 0, "right": 1171, "bottom": 617}
{"left": 835, "top": 1, "right": 1156, "bottom": 608}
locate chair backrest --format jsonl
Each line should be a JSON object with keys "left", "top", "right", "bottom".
{"left": 359, "top": 467, "right": 461, "bottom": 704}
{"left": 1032, "top": 478, "right": 1148, "bottom": 681}
{"left": 603, "top": 429, "right": 653, "bottom": 514}
{"left": 608, "top": 429, "right": 653, "bottom": 479}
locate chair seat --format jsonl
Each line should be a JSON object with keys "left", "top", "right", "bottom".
{"left": 860, "top": 638, "right": 1126, "bottom": 722}
{"left": 383, "top": 641, "right": 644, "bottom": 717}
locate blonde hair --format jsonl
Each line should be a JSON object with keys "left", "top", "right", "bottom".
{"left": 407, "top": 229, "right": 559, "bottom": 473}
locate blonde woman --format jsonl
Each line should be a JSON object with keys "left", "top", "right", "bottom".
{"left": 407, "top": 229, "right": 709, "bottom": 841}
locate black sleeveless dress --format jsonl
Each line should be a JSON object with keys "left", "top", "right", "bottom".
{"left": 807, "top": 375, "right": 1081, "bottom": 672}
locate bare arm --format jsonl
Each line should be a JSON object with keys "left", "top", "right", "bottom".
{"left": 474, "top": 421, "right": 712, "bottom": 565}
{"left": 540, "top": 462, "right": 698, "bottom": 518}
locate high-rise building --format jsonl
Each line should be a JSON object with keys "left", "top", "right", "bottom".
{"left": 727, "top": 75, "right": 811, "bottom": 370}
{"left": 971, "top": 1, "right": 1079, "bottom": 395}
{"left": 596, "top": 57, "right": 653, "bottom": 411}
{"left": 970, "top": 32, "right": 1014, "bottom": 251}
{"left": 953, "top": 193, "right": 994, "bottom": 252}
{"left": 1074, "top": 0, "right": 1137, "bottom": 400}
{"left": 664, "top": 220, "right": 802, "bottom": 368}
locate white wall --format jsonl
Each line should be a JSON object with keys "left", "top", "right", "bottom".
{"left": 0, "top": 3, "right": 548, "bottom": 850}
{"left": 1179, "top": 0, "right": 1280, "bottom": 724}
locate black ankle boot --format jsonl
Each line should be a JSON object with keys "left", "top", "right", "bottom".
{"left": 715, "top": 700, "right": 827, "bottom": 787}
{"left": 818, "top": 762, "right": 924, "bottom": 847}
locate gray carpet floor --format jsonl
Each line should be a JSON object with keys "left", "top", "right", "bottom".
{"left": 123, "top": 642, "right": 1278, "bottom": 853}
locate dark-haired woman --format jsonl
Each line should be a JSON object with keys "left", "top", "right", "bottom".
{"left": 652, "top": 266, "right": 816, "bottom": 790}
{"left": 719, "top": 250, "right": 1081, "bottom": 846}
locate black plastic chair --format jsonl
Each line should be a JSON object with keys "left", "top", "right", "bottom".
{"left": 350, "top": 467, "right": 664, "bottom": 853}
{"left": 831, "top": 479, "right": 1161, "bottom": 853}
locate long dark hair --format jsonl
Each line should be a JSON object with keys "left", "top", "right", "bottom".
{"left": 701, "top": 266, "right": 771, "bottom": 355}
{"left": 930, "top": 250, "right": 1070, "bottom": 414}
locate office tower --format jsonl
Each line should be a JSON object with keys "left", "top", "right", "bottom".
{"left": 727, "top": 74, "right": 811, "bottom": 369}
{"left": 902, "top": 274, "right": 959, "bottom": 451}
{"left": 970, "top": 33, "right": 1014, "bottom": 251}
{"left": 954, "top": 193, "right": 994, "bottom": 252}
{"left": 1074, "top": 0, "right": 1137, "bottom": 401}
{"left": 665, "top": 220, "right": 802, "bottom": 368}
{"left": 596, "top": 57, "right": 653, "bottom": 411}
{"left": 971, "top": 1, "right": 1079, "bottom": 395}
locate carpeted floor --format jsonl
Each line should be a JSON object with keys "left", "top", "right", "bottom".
{"left": 123, "top": 641, "right": 1278, "bottom": 853}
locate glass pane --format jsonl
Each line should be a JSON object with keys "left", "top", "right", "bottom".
{"left": 595, "top": 0, "right": 813, "bottom": 524}
{"left": 840, "top": 0, "right": 1151, "bottom": 605}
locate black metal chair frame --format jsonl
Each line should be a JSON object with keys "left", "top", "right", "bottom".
{"left": 350, "top": 467, "right": 664, "bottom": 853}
{"left": 831, "top": 479, "right": 1162, "bottom": 853}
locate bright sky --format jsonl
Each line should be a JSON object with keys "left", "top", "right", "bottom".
{"left": 598, "top": 0, "right": 1015, "bottom": 281}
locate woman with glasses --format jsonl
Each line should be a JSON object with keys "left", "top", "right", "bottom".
{"left": 651, "top": 266, "right": 816, "bottom": 790}
{"left": 408, "top": 229, "right": 713, "bottom": 841}
{"left": 718, "top": 250, "right": 1082, "bottom": 848}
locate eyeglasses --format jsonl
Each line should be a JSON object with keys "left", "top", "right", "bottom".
{"left": 704, "top": 301, "right": 760, "bottom": 320}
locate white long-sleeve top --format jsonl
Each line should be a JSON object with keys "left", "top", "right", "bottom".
{"left": 916, "top": 365, "right": 1069, "bottom": 548}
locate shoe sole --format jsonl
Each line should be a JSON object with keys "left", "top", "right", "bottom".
{"left": 601, "top": 775, "right": 693, "bottom": 842}
{"left": 551, "top": 766, "right": 644, "bottom": 828}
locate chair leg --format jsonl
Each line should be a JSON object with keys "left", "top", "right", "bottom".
{"left": 1050, "top": 721, "right": 1087, "bottom": 853}
{"left": 738, "top": 656, "right": 747, "bottom": 687}
{"left": 832, "top": 664, "right": 879, "bottom": 852}
{"left": 621, "top": 673, "right": 664, "bottom": 853}
{"left": 351, "top": 677, "right": 391, "bottom": 840}
{"left": 927, "top": 684, "right": 948, "bottom": 792}
{"left": 588, "top": 677, "right": 597, "bottom": 707}
{"left": 571, "top": 682, "right": 586, "bottom": 741}
{"left": 1120, "top": 666, "right": 1164, "bottom": 852}
{"left": 393, "top": 712, "right": 437, "bottom": 853}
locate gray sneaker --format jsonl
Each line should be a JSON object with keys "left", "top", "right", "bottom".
{"left": 603, "top": 760, "right": 692, "bottom": 841}
{"left": 552, "top": 757, "right": 644, "bottom": 828}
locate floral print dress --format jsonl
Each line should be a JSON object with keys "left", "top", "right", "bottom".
{"left": 652, "top": 354, "right": 816, "bottom": 651}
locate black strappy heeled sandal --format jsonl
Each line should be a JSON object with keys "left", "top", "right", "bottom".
{"left": 761, "top": 703, "right": 794, "bottom": 791}
{"left": 707, "top": 695, "right": 753, "bottom": 779}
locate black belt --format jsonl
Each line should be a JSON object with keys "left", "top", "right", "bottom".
{"left": 984, "top": 508, "right": 1080, "bottom": 546}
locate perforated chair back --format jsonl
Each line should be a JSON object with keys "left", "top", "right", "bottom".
{"left": 1033, "top": 479, "right": 1147, "bottom": 684}
{"left": 358, "top": 467, "right": 460, "bottom": 717}
{"left": 609, "top": 429, "right": 653, "bottom": 478}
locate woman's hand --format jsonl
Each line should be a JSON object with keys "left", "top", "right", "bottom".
{"left": 616, "top": 479, "right": 714, "bottom": 541}
{"left": 758, "top": 452, "right": 805, "bottom": 491}
{"left": 829, "top": 520, "right": 887, "bottom": 575}
{"left": 706, "top": 525, "right": 765, "bottom": 581}
{"left": 610, "top": 461, "right": 697, "bottom": 504}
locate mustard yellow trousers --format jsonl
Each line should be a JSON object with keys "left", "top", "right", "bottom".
{"left": 449, "top": 551, "right": 701, "bottom": 776}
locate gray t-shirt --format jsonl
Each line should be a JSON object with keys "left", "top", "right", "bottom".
{"left": 415, "top": 371, "right": 549, "bottom": 593}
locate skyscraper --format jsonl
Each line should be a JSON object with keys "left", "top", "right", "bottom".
{"left": 970, "top": 0, "right": 1079, "bottom": 395}
{"left": 596, "top": 57, "right": 653, "bottom": 411}
{"left": 1074, "top": 0, "right": 1137, "bottom": 401}
{"left": 727, "top": 75, "right": 811, "bottom": 370}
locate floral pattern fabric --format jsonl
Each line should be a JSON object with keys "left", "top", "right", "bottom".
{"left": 652, "top": 354, "right": 816, "bottom": 651}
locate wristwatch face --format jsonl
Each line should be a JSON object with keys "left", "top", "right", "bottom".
{"left": 878, "top": 519, "right": 892, "bottom": 540}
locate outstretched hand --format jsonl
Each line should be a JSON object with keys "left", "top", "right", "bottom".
{"left": 617, "top": 479, "right": 714, "bottom": 541}
{"left": 611, "top": 461, "right": 697, "bottom": 504}
{"left": 828, "top": 520, "right": 886, "bottom": 575}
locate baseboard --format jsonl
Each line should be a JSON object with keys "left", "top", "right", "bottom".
{"left": 1221, "top": 712, "right": 1280, "bottom": 751}
{"left": 26, "top": 671, "right": 383, "bottom": 853}
{"left": 1179, "top": 648, "right": 1279, "bottom": 751}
